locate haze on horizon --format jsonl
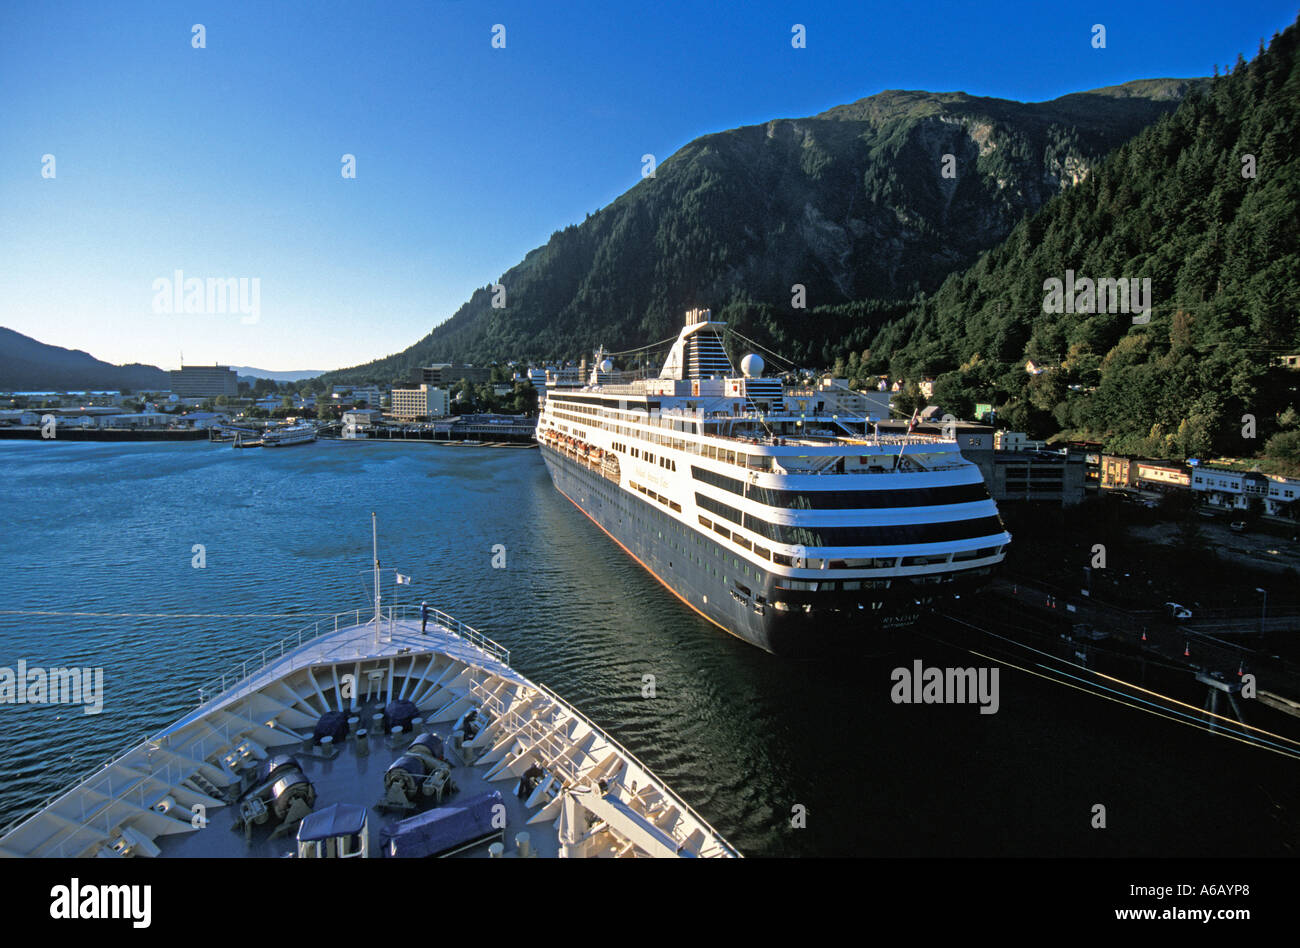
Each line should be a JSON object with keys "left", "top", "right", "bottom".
{"left": 1, "top": 0, "right": 1293, "bottom": 372}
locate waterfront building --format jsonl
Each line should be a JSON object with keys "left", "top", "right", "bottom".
{"left": 390, "top": 385, "right": 450, "bottom": 421}
{"left": 342, "top": 409, "right": 383, "bottom": 426}
{"left": 1191, "top": 465, "right": 1300, "bottom": 515}
{"left": 169, "top": 365, "right": 238, "bottom": 398}
{"left": 994, "top": 431, "right": 1048, "bottom": 452}
{"left": 176, "top": 411, "right": 229, "bottom": 429}
{"left": 989, "top": 450, "right": 1086, "bottom": 505}
{"left": 101, "top": 412, "right": 175, "bottom": 428}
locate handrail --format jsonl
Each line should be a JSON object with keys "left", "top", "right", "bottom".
{"left": 518, "top": 677, "right": 740, "bottom": 856}
{"left": 0, "top": 603, "right": 510, "bottom": 842}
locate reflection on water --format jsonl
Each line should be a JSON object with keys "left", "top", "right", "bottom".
{"left": 0, "top": 442, "right": 1295, "bottom": 855}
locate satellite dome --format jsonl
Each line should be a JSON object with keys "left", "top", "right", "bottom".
{"left": 740, "top": 353, "right": 764, "bottom": 378}
{"left": 599, "top": 358, "right": 613, "bottom": 374}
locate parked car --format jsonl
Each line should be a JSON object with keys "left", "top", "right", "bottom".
{"left": 1164, "top": 601, "right": 1193, "bottom": 620}
{"left": 1229, "top": 520, "right": 1247, "bottom": 532}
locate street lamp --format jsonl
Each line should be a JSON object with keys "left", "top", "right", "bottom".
{"left": 1255, "top": 587, "right": 1267, "bottom": 637}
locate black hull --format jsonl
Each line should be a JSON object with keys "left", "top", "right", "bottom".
{"left": 540, "top": 443, "right": 993, "bottom": 657}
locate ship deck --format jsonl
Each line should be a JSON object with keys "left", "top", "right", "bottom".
{"left": 159, "top": 616, "right": 551, "bottom": 857}
{"left": 2, "top": 609, "right": 738, "bottom": 858}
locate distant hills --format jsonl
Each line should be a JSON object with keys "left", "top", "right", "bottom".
{"left": 323, "top": 77, "right": 1201, "bottom": 384}
{"left": 0, "top": 329, "right": 323, "bottom": 391}
{"left": 231, "top": 367, "right": 324, "bottom": 383}
{"left": 0, "top": 328, "right": 170, "bottom": 392}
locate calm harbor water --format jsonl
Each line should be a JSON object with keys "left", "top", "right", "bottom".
{"left": 0, "top": 440, "right": 1296, "bottom": 856}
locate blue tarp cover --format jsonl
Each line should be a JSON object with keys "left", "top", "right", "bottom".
{"left": 383, "top": 791, "right": 503, "bottom": 858}
{"left": 298, "top": 803, "right": 367, "bottom": 842}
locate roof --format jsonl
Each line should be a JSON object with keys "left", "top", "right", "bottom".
{"left": 297, "top": 803, "right": 367, "bottom": 841}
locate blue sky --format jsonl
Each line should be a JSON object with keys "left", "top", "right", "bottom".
{"left": 1, "top": 0, "right": 1294, "bottom": 372}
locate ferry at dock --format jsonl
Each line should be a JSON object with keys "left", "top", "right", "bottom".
{"left": 536, "top": 309, "right": 1011, "bottom": 656}
{"left": 261, "top": 422, "right": 318, "bottom": 447}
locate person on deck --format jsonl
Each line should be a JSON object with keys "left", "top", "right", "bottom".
{"left": 421, "top": 600, "right": 430, "bottom": 634}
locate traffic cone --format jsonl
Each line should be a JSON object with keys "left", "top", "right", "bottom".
{"left": 1184, "top": 643, "right": 1190, "bottom": 658}
{"left": 1141, "top": 629, "right": 1147, "bottom": 642}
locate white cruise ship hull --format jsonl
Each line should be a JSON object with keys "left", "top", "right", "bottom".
{"left": 540, "top": 442, "right": 993, "bottom": 656}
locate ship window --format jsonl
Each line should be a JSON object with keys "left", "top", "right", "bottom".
{"left": 733, "top": 534, "right": 751, "bottom": 551}
{"left": 738, "top": 512, "right": 1006, "bottom": 547}
{"left": 699, "top": 515, "right": 712, "bottom": 529}
{"left": 713, "top": 523, "right": 730, "bottom": 540}
{"left": 691, "top": 466, "right": 744, "bottom": 495}
{"left": 753, "top": 545, "right": 770, "bottom": 560}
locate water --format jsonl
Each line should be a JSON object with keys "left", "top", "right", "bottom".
{"left": 0, "top": 441, "right": 1296, "bottom": 855}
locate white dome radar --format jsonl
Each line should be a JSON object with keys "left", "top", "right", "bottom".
{"left": 740, "top": 353, "right": 764, "bottom": 378}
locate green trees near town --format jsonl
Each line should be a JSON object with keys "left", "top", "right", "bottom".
{"left": 867, "top": 18, "right": 1300, "bottom": 470}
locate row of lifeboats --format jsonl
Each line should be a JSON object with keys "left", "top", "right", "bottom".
{"left": 541, "top": 429, "right": 600, "bottom": 462}
{"left": 540, "top": 428, "right": 620, "bottom": 482}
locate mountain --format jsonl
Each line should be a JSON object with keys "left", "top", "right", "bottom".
{"left": 231, "top": 367, "right": 324, "bottom": 382}
{"left": 323, "top": 78, "right": 1200, "bottom": 383}
{"left": 866, "top": 18, "right": 1300, "bottom": 470}
{"left": 0, "top": 328, "right": 170, "bottom": 392}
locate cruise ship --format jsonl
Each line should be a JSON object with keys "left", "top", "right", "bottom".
{"left": 537, "top": 309, "right": 1011, "bottom": 656}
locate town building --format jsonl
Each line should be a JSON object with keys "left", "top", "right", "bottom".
{"left": 175, "top": 411, "right": 229, "bottom": 429}
{"left": 331, "top": 385, "right": 383, "bottom": 408}
{"left": 390, "top": 384, "right": 450, "bottom": 421}
{"left": 994, "top": 431, "right": 1047, "bottom": 452}
{"left": 989, "top": 450, "right": 1087, "bottom": 505}
{"left": 101, "top": 412, "right": 175, "bottom": 428}
{"left": 1190, "top": 464, "right": 1300, "bottom": 515}
{"left": 341, "top": 408, "right": 383, "bottom": 439}
{"left": 169, "top": 365, "right": 238, "bottom": 398}
{"left": 419, "top": 363, "right": 492, "bottom": 387}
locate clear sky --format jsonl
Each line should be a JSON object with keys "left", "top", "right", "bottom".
{"left": 1, "top": 0, "right": 1294, "bottom": 372}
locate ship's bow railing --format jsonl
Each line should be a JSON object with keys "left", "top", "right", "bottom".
{"left": 388, "top": 604, "right": 510, "bottom": 665}
{"left": 192, "top": 605, "right": 510, "bottom": 707}
{"left": 0, "top": 604, "right": 512, "bottom": 844}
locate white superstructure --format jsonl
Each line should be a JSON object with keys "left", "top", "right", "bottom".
{"left": 536, "top": 309, "right": 1011, "bottom": 654}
